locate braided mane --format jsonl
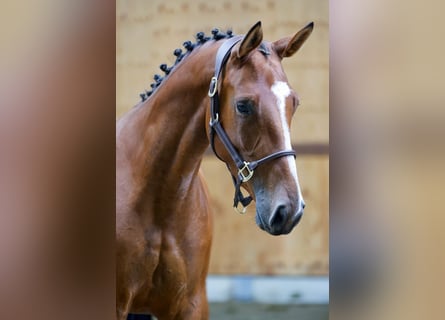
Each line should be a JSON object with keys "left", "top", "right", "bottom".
{"left": 139, "top": 28, "right": 236, "bottom": 102}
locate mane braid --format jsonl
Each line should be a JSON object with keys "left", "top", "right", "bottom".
{"left": 139, "top": 27, "right": 236, "bottom": 102}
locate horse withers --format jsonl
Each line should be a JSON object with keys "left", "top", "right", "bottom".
{"left": 116, "top": 21, "right": 313, "bottom": 319}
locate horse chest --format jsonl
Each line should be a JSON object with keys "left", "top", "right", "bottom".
{"left": 131, "top": 233, "right": 189, "bottom": 313}
{"left": 151, "top": 248, "right": 188, "bottom": 295}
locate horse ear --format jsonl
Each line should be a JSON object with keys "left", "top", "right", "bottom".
{"left": 236, "top": 21, "right": 263, "bottom": 59}
{"left": 273, "top": 22, "right": 314, "bottom": 59}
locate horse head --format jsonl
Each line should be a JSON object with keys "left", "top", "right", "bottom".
{"left": 207, "top": 21, "right": 313, "bottom": 235}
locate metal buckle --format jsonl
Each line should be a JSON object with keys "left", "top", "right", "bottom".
{"left": 233, "top": 202, "right": 247, "bottom": 214}
{"left": 238, "top": 161, "right": 254, "bottom": 182}
{"left": 209, "top": 113, "right": 219, "bottom": 127}
{"left": 208, "top": 76, "right": 218, "bottom": 97}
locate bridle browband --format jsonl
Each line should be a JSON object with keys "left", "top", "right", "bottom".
{"left": 208, "top": 36, "right": 296, "bottom": 213}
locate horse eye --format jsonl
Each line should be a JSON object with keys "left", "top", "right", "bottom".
{"left": 235, "top": 100, "right": 253, "bottom": 115}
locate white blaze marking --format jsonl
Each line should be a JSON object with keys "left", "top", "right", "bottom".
{"left": 271, "top": 81, "right": 303, "bottom": 201}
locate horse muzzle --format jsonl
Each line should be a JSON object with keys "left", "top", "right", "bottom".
{"left": 256, "top": 199, "right": 305, "bottom": 235}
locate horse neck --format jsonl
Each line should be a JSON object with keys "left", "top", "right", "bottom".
{"left": 118, "top": 43, "right": 220, "bottom": 206}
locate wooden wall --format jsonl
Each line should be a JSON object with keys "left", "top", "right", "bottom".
{"left": 117, "top": 0, "right": 328, "bottom": 275}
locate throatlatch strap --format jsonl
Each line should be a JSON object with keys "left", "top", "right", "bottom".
{"left": 233, "top": 176, "right": 253, "bottom": 208}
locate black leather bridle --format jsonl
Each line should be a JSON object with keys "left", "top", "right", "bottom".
{"left": 208, "top": 36, "right": 296, "bottom": 213}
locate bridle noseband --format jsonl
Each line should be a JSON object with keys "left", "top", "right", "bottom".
{"left": 208, "top": 37, "right": 296, "bottom": 214}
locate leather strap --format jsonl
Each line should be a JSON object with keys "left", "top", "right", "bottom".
{"left": 209, "top": 36, "right": 242, "bottom": 162}
{"left": 212, "top": 36, "right": 243, "bottom": 86}
{"left": 244, "top": 150, "right": 296, "bottom": 173}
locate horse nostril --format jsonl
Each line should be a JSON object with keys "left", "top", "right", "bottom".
{"left": 270, "top": 205, "right": 286, "bottom": 228}
{"left": 301, "top": 201, "right": 306, "bottom": 210}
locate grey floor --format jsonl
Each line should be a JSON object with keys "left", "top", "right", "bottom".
{"left": 127, "top": 303, "right": 328, "bottom": 320}
{"left": 209, "top": 303, "right": 328, "bottom": 320}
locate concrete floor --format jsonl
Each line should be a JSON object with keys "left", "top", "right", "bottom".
{"left": 210, "top": 303, "right": 328, "bottom": 320}
{"left": 127, "top": 303, "right": 328, "bottom": 320}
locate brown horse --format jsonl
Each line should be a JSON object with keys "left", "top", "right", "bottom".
{"left": 116, "top": 21, "right": 313, "bottom": 319}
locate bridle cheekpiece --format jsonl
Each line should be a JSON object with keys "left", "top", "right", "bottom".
{"left": 208, "top": 37, "right": 296, "bottom": 214}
